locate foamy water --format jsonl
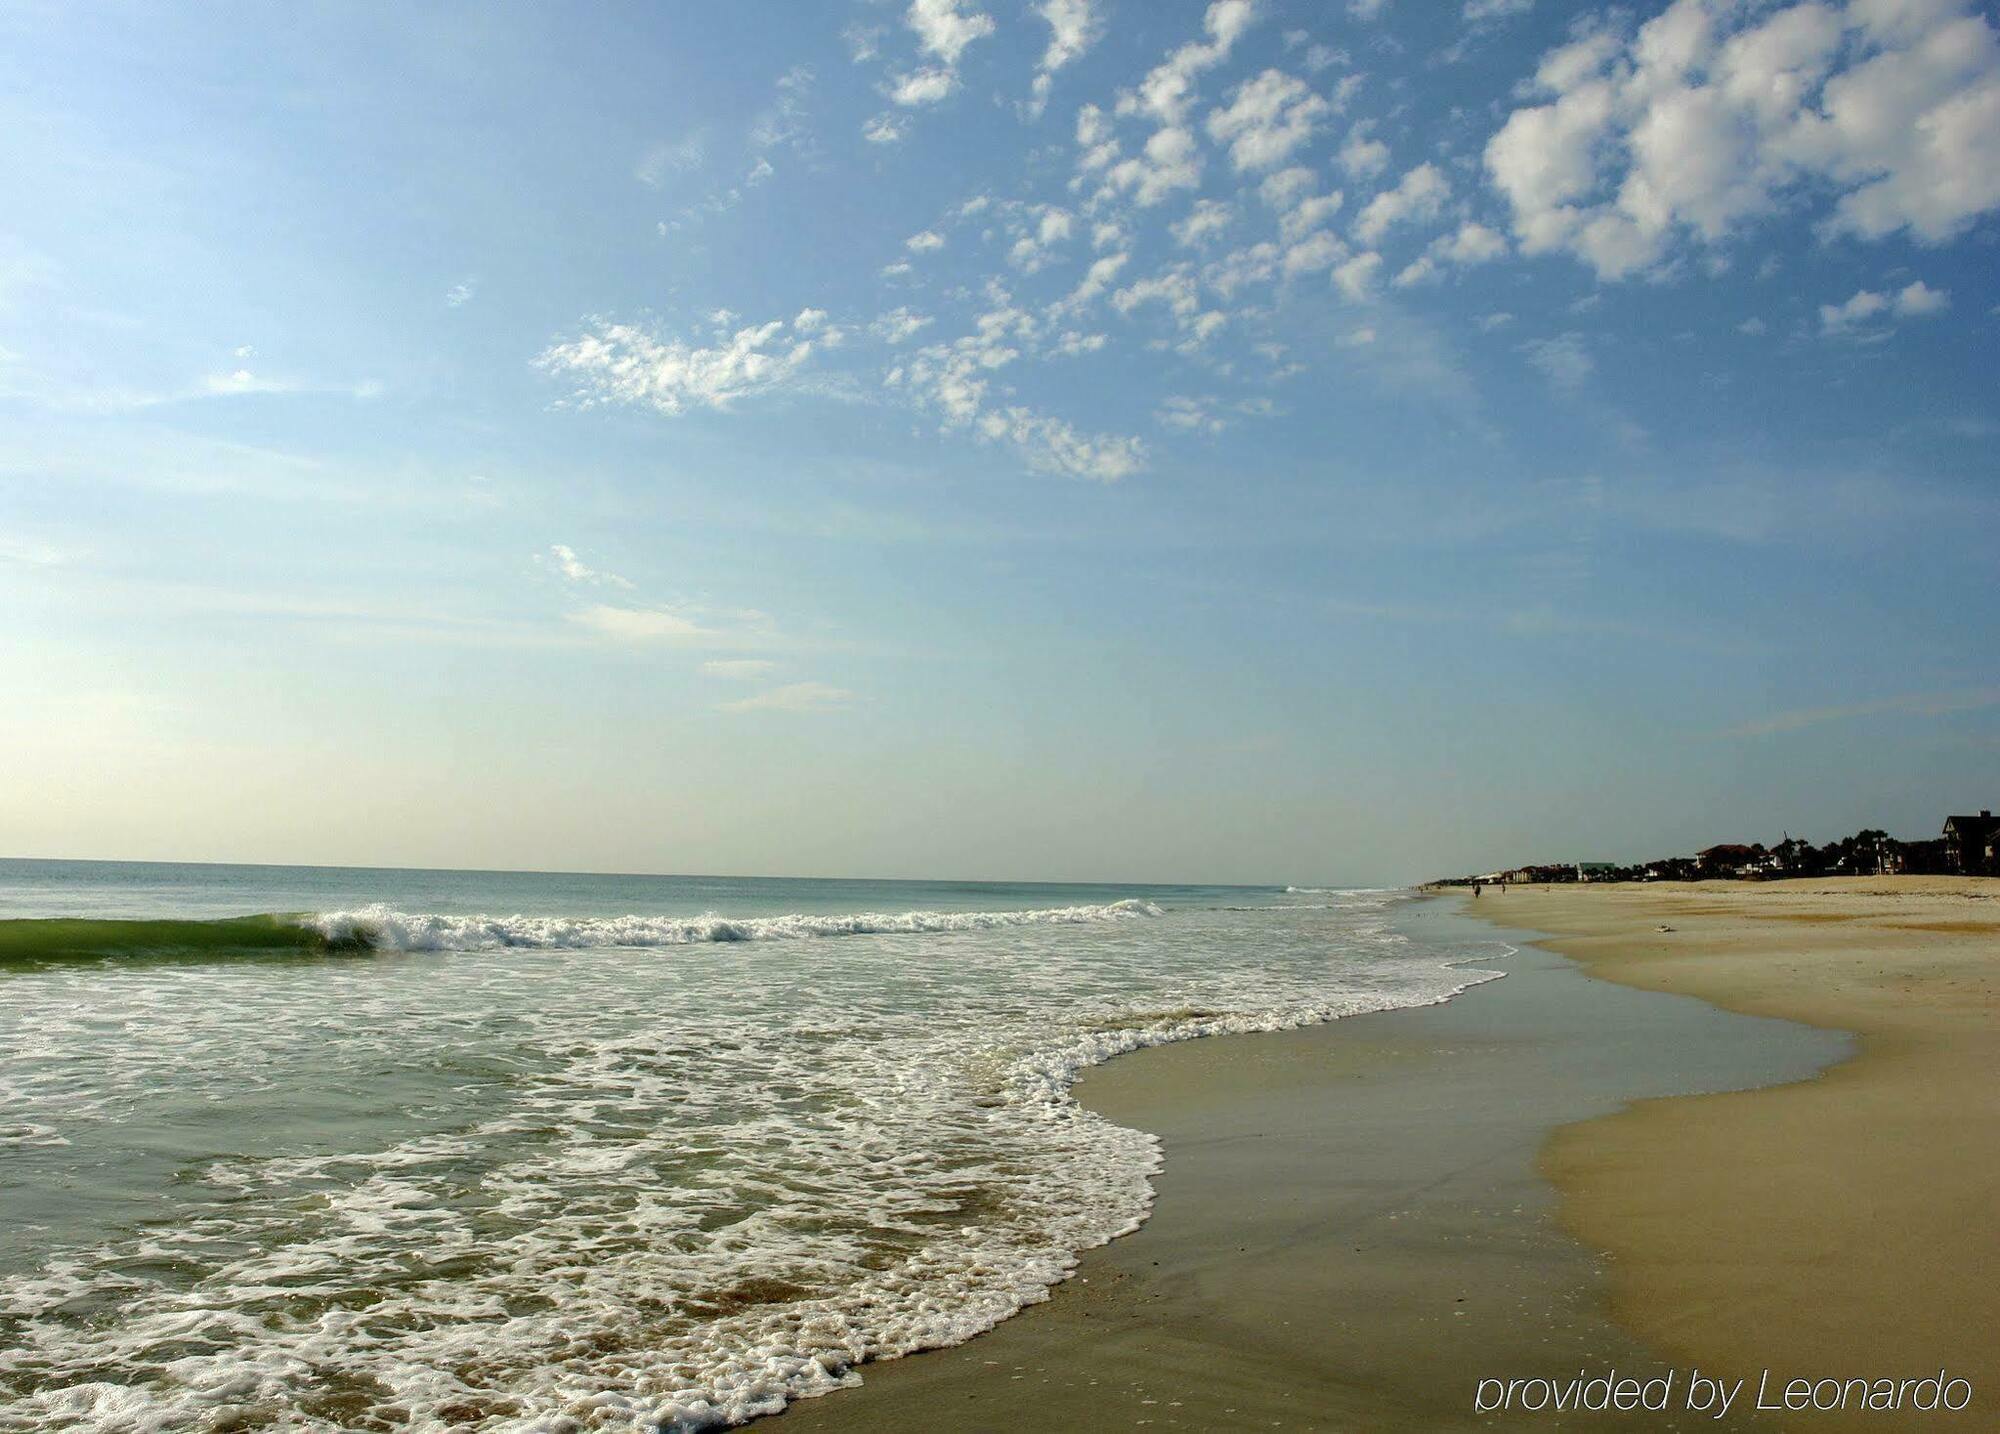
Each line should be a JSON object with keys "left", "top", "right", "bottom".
{"left": 0, "top": 864, "right": 1500, "bottom": 1431}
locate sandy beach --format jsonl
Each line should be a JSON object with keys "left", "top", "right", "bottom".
{"left": 771, "top": 880, "right": 1998, "bottom": 1431}
{"left": 1501, "top": 878, "right": 2000, "bottom": 1429}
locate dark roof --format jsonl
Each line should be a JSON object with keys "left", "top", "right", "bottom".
{"left": 1945, "top": 812, "right": 2000, "bottom": 836}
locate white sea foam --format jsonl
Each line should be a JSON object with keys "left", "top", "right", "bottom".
{"left": 0, "top": 890, "right": 1502, "bottom": 1432}
{"left": 304, "top": 898, "right": 1164, "bottom": 951}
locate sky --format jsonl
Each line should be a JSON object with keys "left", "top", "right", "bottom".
{"left": 2, "top": 0, "right": 1997, "bottom": 886}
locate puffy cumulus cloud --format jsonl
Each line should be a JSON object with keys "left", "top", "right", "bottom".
{"left": 1392, "top": 221, "right": 1508, "bottom": 285}
{"left": 1282, "top": 228, "right": 1346, "bottom": 276}
{"left": 1118, "top": 0, "right": 1259, "bottom": 127}
{"left": 1171, "top": 198, "right": 1236, "bottom": 247}
{"left": 536, "top": 315, "right": 825, "bottom": 416}
{"left": 906, "top": 229, "right": 947, "bottom": 253}
{"left": 871, "top": 306, "right": 934, "bottom": 343}
{"left": 1061, "top": 250, "right": 1132, "bottom": 310}
{"left": 908, "top": 0, "right": 994, "bottom": 66}
{"left": 1332, "top": 250, "right": 1383, "bottom": 299}
{"left": 1354, "top": 162, "right": 1450, "bottom": 244}
{"left": 1819, "top": 277, "right": 1952, "bottom": 331}
{"left": 1112, "top": 266, "right": 1201, "bottom": 319}
{"left": 1086, "top": 1, "right": 1260, "bottom": 208}
{"left": 1338, "top": 123, "right": 1390, "bottom": 179}
{"left": 1008, "top": 205, "right": 1076, "bottom": 272}
{"left": 1103, "top": 123, "right": 1204, "bottom": 206}
{"left": 1280, "top": 190, "right": 1345, "bottom": 242}
{"left": 1485, "top": 0, "right": 2000, "bottom": 279}
{"left": 976, "top": 405, "right": 1147, "bottom": 480}
{"left": 891, "top": 67, "right": 958, "bottom": 106}
{"left": 1028, "top": 0, "right": 1103, "bottom": 119}
{"left": 1207, "top": 69, "right": 1331, "bottom": 172}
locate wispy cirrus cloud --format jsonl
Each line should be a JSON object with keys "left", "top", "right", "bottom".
{"left": 1725, "top": 687, "right": 2000, "bottom": 738}
{"left": 718, "top": 680, "right": 856, "bottom": 714}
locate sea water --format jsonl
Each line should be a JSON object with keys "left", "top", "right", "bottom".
{"left": 0, "top": 860, "right": 1502, "bottom": 1431}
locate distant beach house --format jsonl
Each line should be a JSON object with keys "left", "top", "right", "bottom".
{"left": 1943, "top": 811, "right": 2000, "bottom": 876}
{"left": 1696, "top": 843, "right": 1762, "bottom": 878}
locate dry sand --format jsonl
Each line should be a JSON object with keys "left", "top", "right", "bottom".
{"left": 1486, "top": 878, "right": 2000, "bottom": 1429}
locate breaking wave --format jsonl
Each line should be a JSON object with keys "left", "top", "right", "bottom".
{"left": 304, "top": 899, "right": 1165, "bottom": 951}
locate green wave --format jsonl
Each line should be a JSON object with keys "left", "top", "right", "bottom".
{"left": 0, "top": 914, "right": 371, "bottom": 968}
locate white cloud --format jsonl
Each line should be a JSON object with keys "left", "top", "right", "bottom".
{"left": 445, "top": 279, "right": 476, "bottom": 308}
{"left": 891, "top": 67, "right": 959, "bottom": 106}
{"left": 906, "top": 229, "right": 946, "bottom": 253}
{"left": 1485, "top": 0, "right": 2000, "bottom": 279}
{"left": 1478, "top": 311, "right": 1515, "bottom": 331}
{"left": 1738, "top": 317, "right": 1769, "bottom": 334}
{"left": 536, "top": 315, "right": 821, "bottom": 416}
{"left": 1464, "top": 0, "right": 1533, "bottom": 20}
{"left": 1332, "top": 250, "right": 1383, "bottom": 299}
{"left": 1354, "top": 162, "right": 1450, "bottom": 244}
{"left": 1171, "top": 198, "right": 1235, "bottom": 247}
{"left": 1157, "top": 394, "right": 1227, "bottom": 434}
{"left": 1520, "top": 332, "right": 1594, "bottom": 388}
{"left": 635, "top": 132, "right": 707, "bottom": 187}
{"left": 701, "top": 658, "right": 778, "bottom": 679}
{"left": 719, "top": 681, "right": 855, "bottom": 713}
{"left": 1338, "top": 124, "right": 1390, "bottom": 179}
{"left": 871, "top": 306, "right": 934, "bottom": 343}
{"left": 1053, "top": 329, "right": 1109, "bottom": 356}
{"left": 794, "top": 307, "right": 829, "bottom": 333}
{"left": 1063, "top": 250, "right": 1130, "bottom": 309}
{"left": 977, "top": 405, "right": 1147, "bottom": 480}
{"left": 863, "top": 113, "right": 908, "bottom": 143}
{"left": 1028, "top": 0, "right": 1103, "bottom": 118}
{"left": 909, "top": 0, "right": 995, "bottom": 66}
{"left": 1820, "top": 278, "right": 1951, "bottom": 332}
{"left": 1112, "top": 267, "right": 1200, "bottom": 319}
{"left": 845, "top": 23, "right": 886, "bottom": 63}
{"left": 1393, "top": 221, "right": 1507, "bottom": 285}
{"left": 543, "top": 544, "right": 634, "bottom": 589}
{"left": 1259, "top": 166, "right": 1317, "bottom": 210}
{"left": 570, "top": 604, "right": 711, "bottom": 642}
{"left": 750, "top": 65, "right": 814, "bottom": 153}
{"left": 1280, "top": 190, "right": 1344, "bottom": 242}
{"left": 1894, "top": 278, "right": 1951, "bottom": 315}
{"left": 1120, "top": 0, "right": 1258, "bottom": 126}
{"left": 1283, "top": 229, "right": 1345, "bottom": 276}
{"left": 1207, "top": 69, "right": 1331, "bottom": 172}
{"left": 1090, "top": 1, "right": 1259, "bottom": 208}
{"left": 1103, "top": 124, "right": 1204, "bottom": 206}
{"left": 1009, "top": 205, "right": 1076, "bottom": 271}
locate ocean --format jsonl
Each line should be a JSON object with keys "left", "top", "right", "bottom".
{"left": 0, "top": 859, "right": 1504, "bottom": 1431}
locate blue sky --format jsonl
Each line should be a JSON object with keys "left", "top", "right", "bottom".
{"left": 2, "top": 0, "right": 1997, "bottom": 884}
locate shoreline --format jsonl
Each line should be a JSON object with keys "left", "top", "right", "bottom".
{"left": 770, "top": 893, "right": 1839, "bottom": 1431}
{"left": 1461, "top": 878, "right": 2000, "bottom": 1429}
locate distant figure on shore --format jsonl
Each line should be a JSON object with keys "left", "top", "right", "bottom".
{"left": 1474, "top": 883, "right": 1483, "bottom": 898}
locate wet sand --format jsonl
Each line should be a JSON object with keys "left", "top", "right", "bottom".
{"left": 1484, "top": 878, "right": 2000, "bottom": 1431}
{"left": 772, "top": 897, "right": 1839, "bottom": 1431}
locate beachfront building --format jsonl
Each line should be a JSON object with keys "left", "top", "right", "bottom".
{"left": 1943, "top": 811, "right": 2000, "bottom": 876}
